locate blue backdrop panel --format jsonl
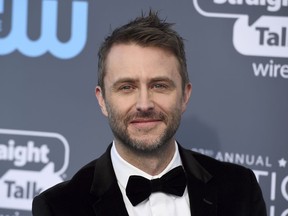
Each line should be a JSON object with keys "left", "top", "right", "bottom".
{"left": 0, "top": 0, "right": 287, "bottom": 215}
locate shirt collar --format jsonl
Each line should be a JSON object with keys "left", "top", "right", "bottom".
{"left": 111, "top": 141, "right": 183, "bottom": 190}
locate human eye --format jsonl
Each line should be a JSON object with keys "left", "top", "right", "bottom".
{"left": 150, "top": 78, "right": 175, "bottom": 93}
{"left": 152, "top": 83, "right": 168, "bottom": 89}
{"left": 118, "top": 84, "right": 135, "bottom": 92}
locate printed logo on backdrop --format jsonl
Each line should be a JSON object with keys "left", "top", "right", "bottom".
{"left": 192, "top": 0, "right": 288, "bottom": 79}
{"left": 0, "top": 129, "right": 70, "bottom": 213}
{"left": 192, "top": 148, "right": 288, "bottom": 216}
{"left": 0, "top": 0, "right": 88, "bottom": 59}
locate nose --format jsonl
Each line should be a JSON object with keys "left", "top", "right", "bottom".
{"left": 135, "top": 88, "right": 154, "bottom": 112}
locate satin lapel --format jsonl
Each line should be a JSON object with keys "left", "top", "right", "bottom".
{"left": 91, "top": 184, "right": 129, "bottom": 216}
{"left": 90, "top": 144, "right": 129, "bottom": 216}
{"left": 179, "top": 145, "right": 218, "bottom": 216}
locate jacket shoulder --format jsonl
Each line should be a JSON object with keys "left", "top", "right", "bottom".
{"left": 41, "top": 158, "right": 97, "bottom": 197}
{"left": 32, "top": 158, "right": 99, "bottom": 215}
{"left": 182, "top": 147, "right": 256, "bottom": 183}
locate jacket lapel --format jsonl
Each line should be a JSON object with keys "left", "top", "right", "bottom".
{"left": 88, "top": 143, "right": 217, "bottom": 216}
{"left": 90, "top": 144, "right": 129, "bottom": 216}
{"left": 179, "top": 145, "right": 218, "bottom": 216}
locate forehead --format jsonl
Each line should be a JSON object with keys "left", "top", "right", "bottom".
{"left": 105, "top": 43, "right": 181, "bottom": 81}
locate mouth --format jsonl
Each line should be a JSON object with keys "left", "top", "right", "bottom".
{"left": 129, "top": 119, "right": 162, "bottom": 129}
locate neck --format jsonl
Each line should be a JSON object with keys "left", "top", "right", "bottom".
{"left": 114, "top": 140, "right": 176, "bottom": 176}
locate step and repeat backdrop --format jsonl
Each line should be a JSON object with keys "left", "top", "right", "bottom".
{"left": 0, "top": 0, "right": 287, "bottom": 215}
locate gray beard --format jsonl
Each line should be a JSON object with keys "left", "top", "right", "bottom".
{"left": 107, "top": 107, "right": 181, "bottom": 156}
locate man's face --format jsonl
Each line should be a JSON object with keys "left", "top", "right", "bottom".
{"left": 96, "top": 44, "right": 191, "bottom": 155}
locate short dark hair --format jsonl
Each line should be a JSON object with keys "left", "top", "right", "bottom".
{"left": 97, "top": 10, "right": 189, "bottom": 96}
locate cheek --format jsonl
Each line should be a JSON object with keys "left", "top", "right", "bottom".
{"left": 106, "top": 95, "right": 135, "bottom": 116}
{"left": 157, "top": 93, "right": 183, "bottom": 107}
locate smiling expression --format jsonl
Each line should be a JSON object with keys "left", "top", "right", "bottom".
{"left": 96, "top": 43, "right": 191, "bottom": 155}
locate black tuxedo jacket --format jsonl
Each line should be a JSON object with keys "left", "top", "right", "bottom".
{"left": 32, "top": 144, "right": 267, "bottom": 216}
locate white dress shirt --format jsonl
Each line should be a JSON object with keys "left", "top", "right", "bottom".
{"left": 111, "top": 142, "right": 191, "bottom": 216}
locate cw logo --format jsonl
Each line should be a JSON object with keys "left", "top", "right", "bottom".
{"left": 0, "top": 0, "right": 88, "bottom": 59}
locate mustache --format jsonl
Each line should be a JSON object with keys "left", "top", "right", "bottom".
{"left": 125, "top": 111, "right": 167, "bottom": 123}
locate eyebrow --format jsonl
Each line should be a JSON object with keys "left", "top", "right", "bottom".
{"left": 112, "top": 76, "right": 176, "bottom": 87}
{"left": 111, "top": 78, "right": 138, "bottom": 87}
{"left": 148, "top": 77, "right": 176, "bottom": 87}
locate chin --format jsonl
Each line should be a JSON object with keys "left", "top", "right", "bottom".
{"left": 129, "top": 139, "right": 169, "bottom": 154}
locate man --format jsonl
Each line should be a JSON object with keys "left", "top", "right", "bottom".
{"left": 32, "top": 11, "right": 267, "bottom": 216}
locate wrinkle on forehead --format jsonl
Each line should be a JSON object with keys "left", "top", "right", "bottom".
{"left": 104, "top": 44, "right": 181, "bottom": 87}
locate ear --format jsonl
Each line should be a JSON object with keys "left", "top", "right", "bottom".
{"left": 95, "top": 86, "right": 108, "bottom": 117}
{"left": 181, "top": 82, "right": 192, "bottom": 113}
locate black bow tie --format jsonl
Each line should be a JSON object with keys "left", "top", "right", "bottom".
{"left": 126, "top": 166, "right": 187, "bottom": 206}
